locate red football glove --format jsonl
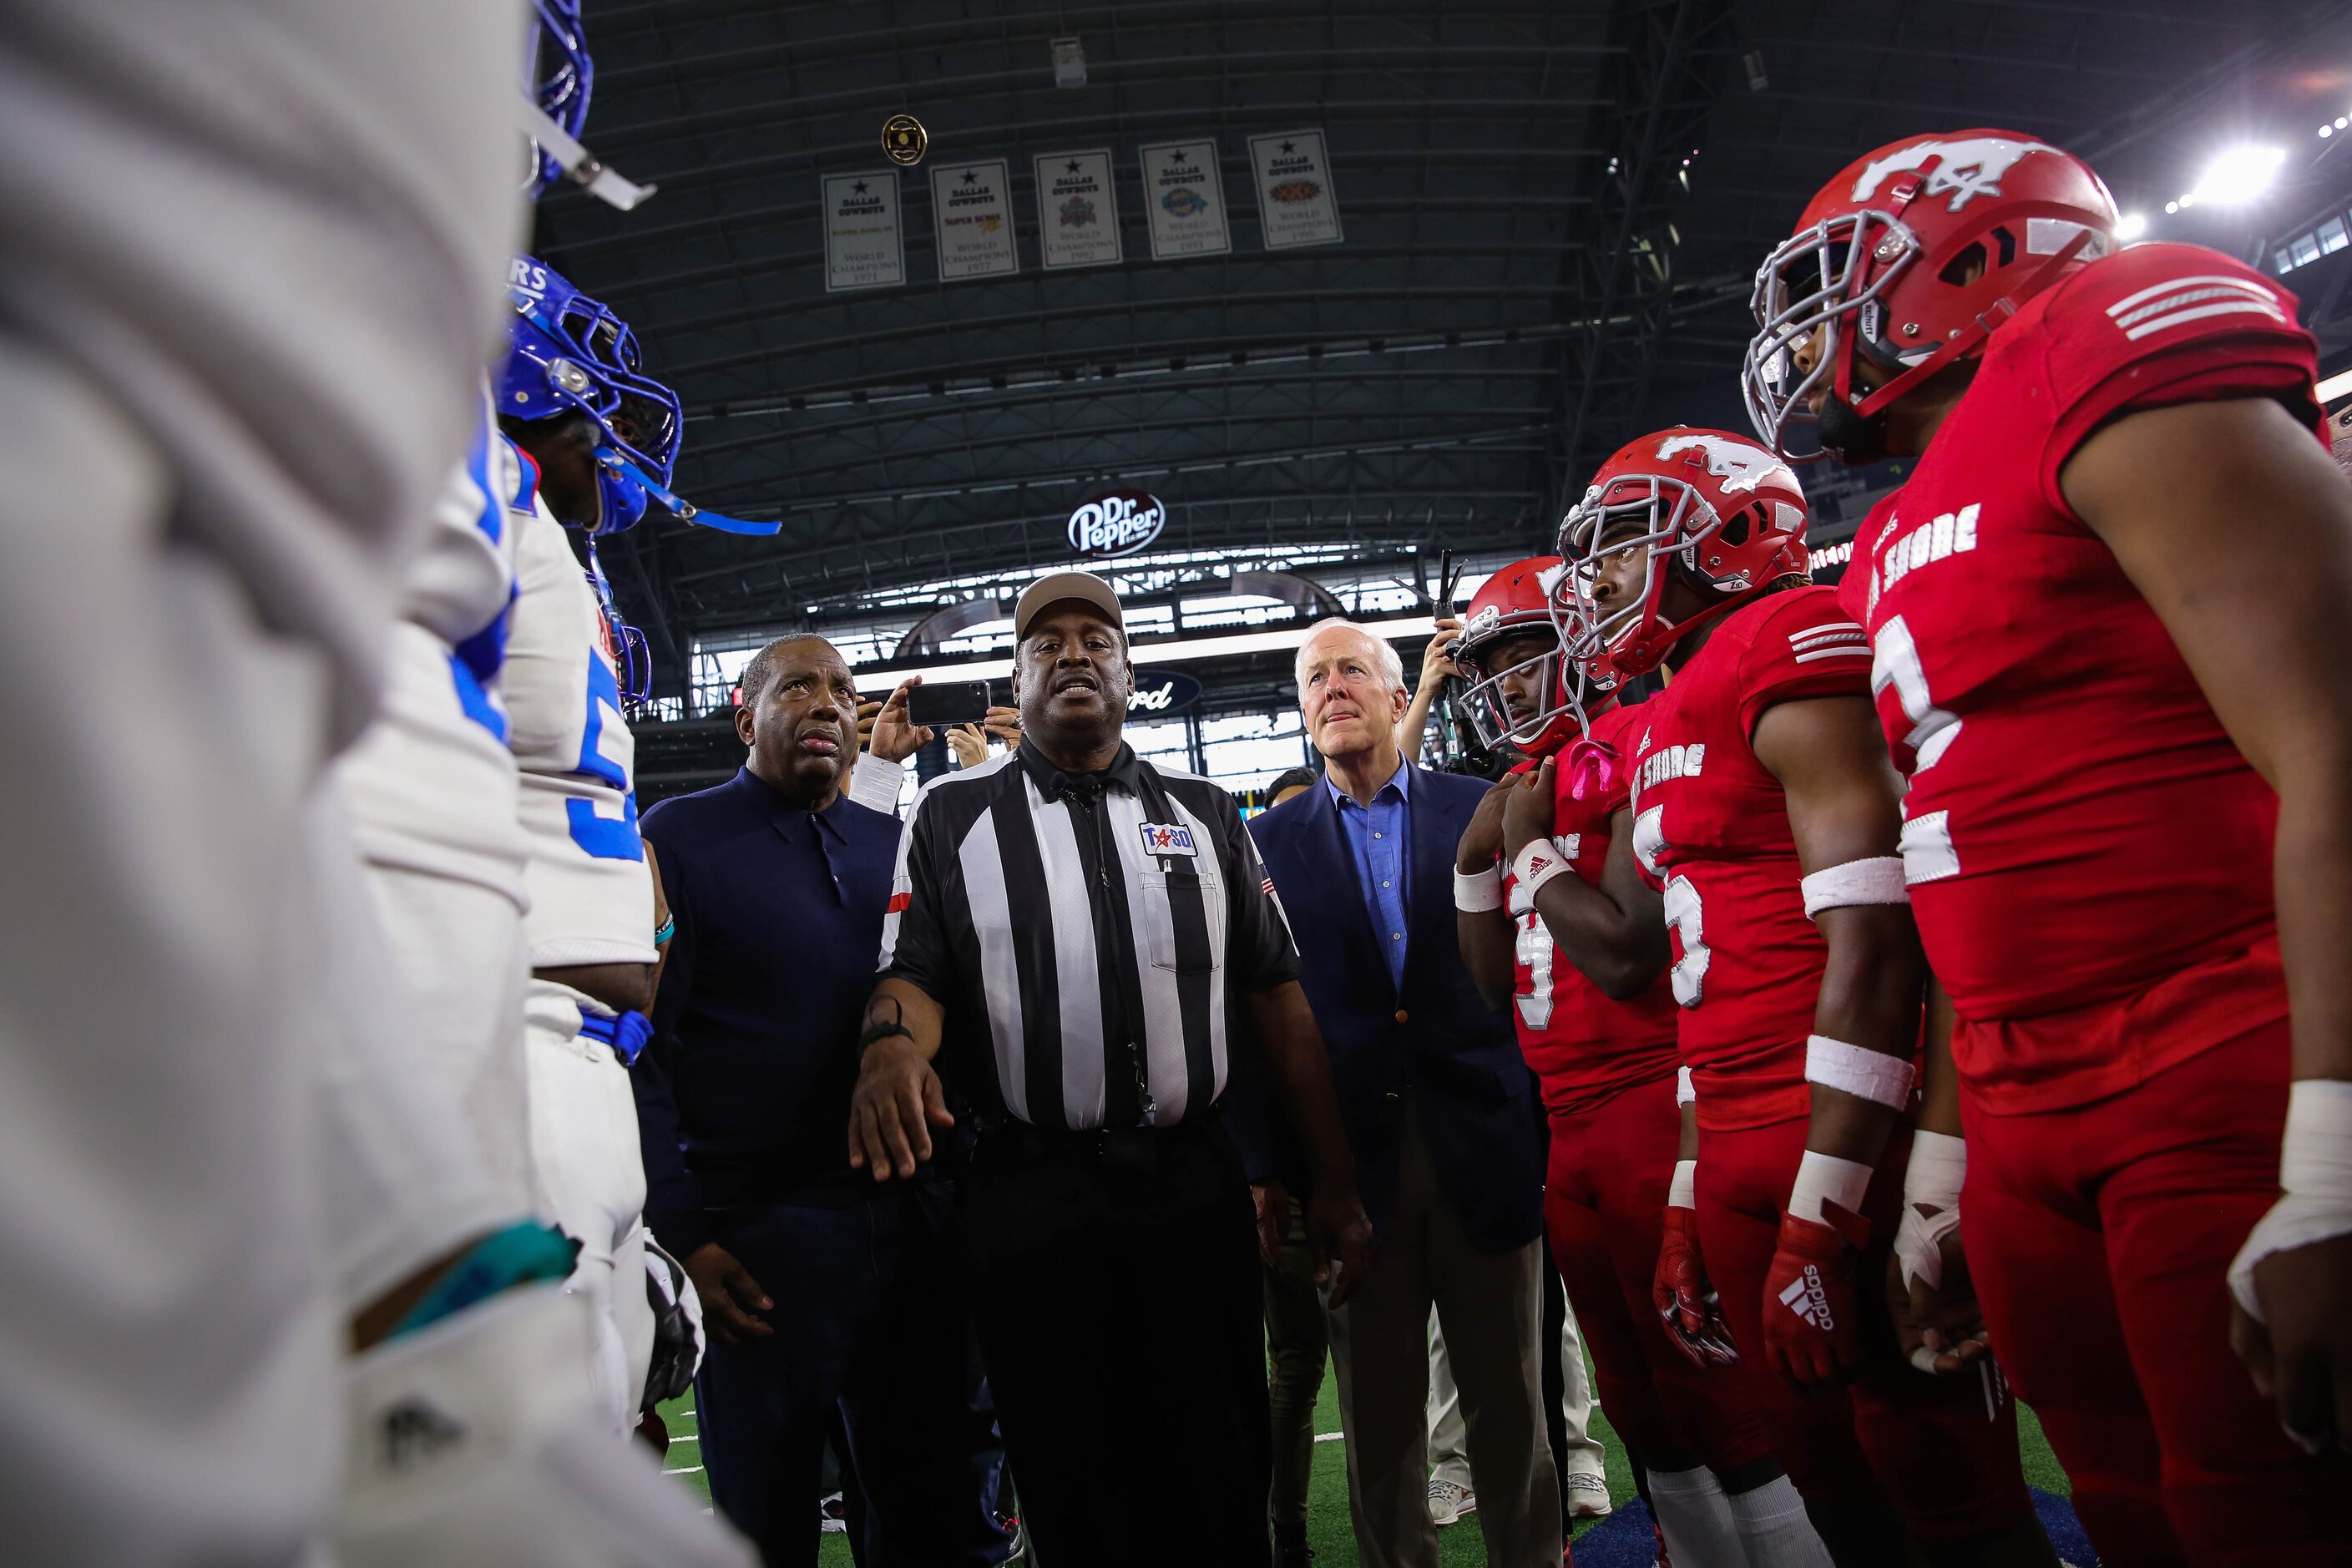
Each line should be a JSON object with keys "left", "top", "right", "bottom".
{"left": 1653, "top": 1206, "right": 1741, "bottom": 1368}
{"left": 1762, "top": 1205, "right": 1873, "bottom": 1388}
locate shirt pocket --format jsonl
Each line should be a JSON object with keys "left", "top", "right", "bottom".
{"left": 1140, "top": 867, "right": 1223, "bottom": 974}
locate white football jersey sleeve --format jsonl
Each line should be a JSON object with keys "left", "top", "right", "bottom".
{"left": 503, "top": 446, "right": 656, "bottom": 969}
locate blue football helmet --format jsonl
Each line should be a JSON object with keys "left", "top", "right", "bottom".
{"left": 524, "top": 0, "right": 594, "bottom": 200}
{"left": 498, "top": 256, "right": 780, "bottom": 539}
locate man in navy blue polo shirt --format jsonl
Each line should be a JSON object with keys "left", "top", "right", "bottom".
{"left": 635, "top": 635, "right": 1008, "bottom": 1568}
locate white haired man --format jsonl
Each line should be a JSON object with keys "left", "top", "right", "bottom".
{"left": 1243, "top": 621, "right": 1563, "bottom": 1568}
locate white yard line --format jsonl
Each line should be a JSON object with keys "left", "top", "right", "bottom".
{"left": 664, "top": 1464, "right": 706, "bottom": 1477}
{"left": 1315, "top": 1432, "right": 1343, "bottom": 1443}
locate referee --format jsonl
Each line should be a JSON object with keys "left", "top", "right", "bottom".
{"left": 848, "top": 570, "right": 1373, "bottom": 1568}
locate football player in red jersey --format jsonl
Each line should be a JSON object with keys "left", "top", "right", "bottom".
{"left": 1748, "top": 129, "right": 2352, "bottom": 1563}
{"left": 1451, "top": 559, "right": 1818, "bottom": 1567}
{"left": 1557, "top": 431, "right": 2056, "bottom": 1568}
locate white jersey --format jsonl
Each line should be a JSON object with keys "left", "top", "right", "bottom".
{"left": 503, "top": 442, "right": 656, "bottom": 969}
{"left": 332, "top": 398, "right": 531, "bottom": 906}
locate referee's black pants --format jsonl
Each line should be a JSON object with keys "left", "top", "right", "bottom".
{"left": 960, "top": 1115, "right": 1273, "bottom": 1568}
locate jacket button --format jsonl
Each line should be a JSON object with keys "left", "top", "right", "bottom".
{"left": 1393, "top": 1009, "right": 1409, "bottom": 1024}
{"left": 1384, "top": 1090, "right": 1400, "bottom": 1102}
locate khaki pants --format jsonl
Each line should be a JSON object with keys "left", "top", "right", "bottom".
{"left": 1325, "top": 1106, "right": 1562, "bottom": 1568}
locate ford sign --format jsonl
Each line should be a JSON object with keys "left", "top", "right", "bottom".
{"left": 1127, "top": 670, "right": 1203, "bottom": 716}
{"left": 1067, "top": 489, "right": 1167, "bottom": 559}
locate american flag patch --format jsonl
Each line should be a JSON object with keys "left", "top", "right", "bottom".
{"left": 2105, "top": 273, "right": 2284, "bottom": 342}
{"left": 1262, "top": 877, "right": 1277, "bottom": 897}
{"left": 1789, "top": 620, "right": 1871, "bottom": 664}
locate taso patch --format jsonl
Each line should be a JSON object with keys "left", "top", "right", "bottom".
{"left": 1140, "top": 822, "right": 1197, "bottom": 857}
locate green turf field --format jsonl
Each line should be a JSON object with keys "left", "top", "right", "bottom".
{"left": 659, "top": 1353, "right": 2071, "bottom": 1565}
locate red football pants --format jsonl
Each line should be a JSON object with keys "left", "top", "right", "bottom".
{"left": 1960, "top": 1019, "right": 2349, "bottom": 1566}
{"left": 1545, "top": 1075, "right": 1773, "bottom": 1475}
{"left": 1697, "top": 1114, "right": 2036, "bottom": 1539}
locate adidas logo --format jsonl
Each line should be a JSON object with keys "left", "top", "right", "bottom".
{"left": 1778, "top": 1265, "right": 1834, "bottom": 1331}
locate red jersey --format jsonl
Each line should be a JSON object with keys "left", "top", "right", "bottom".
{"left": 1505, "top": 701, "right": 1682, "bottom": 1115}
{"left": 1844, "top": 242, "right": 2315, "bottom": 1112}
{"left": 1626, "top": 585, "right": 1874, "bottom": 1130}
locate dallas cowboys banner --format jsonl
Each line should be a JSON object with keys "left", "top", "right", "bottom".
{"left": 1036, "top": 149, "right": 1122, "bottom": 270}
{"left": 822, "top": 170, "right": 905, "bottom": 292}
{"left": 932, "top": 158, "right": 1019, "bottom": 280}
{"left": 1249, "top": 129, "right": 1343, "bottom": 250}
{"left": 1140, "top": 139, "right": 1231, "bottom": 260}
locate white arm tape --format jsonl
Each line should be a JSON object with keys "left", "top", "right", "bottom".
{"left": 1788, "top": 1148, "right": 1874, "bottom": 1227}
{"left": 1806, "top": 1034, "right": 1915, "bottom": 1110}
{"left": 1454, "top": 865, "right": 1505, "bottom": 913}
{"left": 1668, "top": 1159, "right": 1697, "bottom": 1210}
{"left": 1895, "top": 1130, "right": 1968, "bottom": 1296}
{"left": 845, "top": 756, "right": 907, "bottom": 817}
{"left": 2228, "top": 1079, "right": 2352, "bottom": 1323}
{"left": 1511, "top": 837, "right": 1573, "bottom": 899}
{"left": 1801, "top": 856, "right": 1909, "bottom": 917}
{"left": 1677, "top": 1065, "right": 1696, "bottom": 1107}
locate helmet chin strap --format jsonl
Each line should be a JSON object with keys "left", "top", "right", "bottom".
{"left": 1818, "top": 392, "right": 1891, "bottom": 465}
{"left": 592, "top": 448, "right": 782, "bottom": 537}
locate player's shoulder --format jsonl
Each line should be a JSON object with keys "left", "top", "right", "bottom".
{"left": 2002, "top": 243, "right": 2299, "bottom": 382}
{"left": 1723, "top": 584, "right": 1870, "bottom": 686}
{"left": 497, "top": 433, "right": 543, "bottom": 514}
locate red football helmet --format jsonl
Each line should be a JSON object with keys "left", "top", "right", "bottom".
{"left": 1452, "top": 556, "right": 1587, "bottom": 757}
{"left": 1555, "top": 427, "right": 1811, "bottom": 689}
{"left": 1744, "top": 129, "right": 2119, "bottom": 461}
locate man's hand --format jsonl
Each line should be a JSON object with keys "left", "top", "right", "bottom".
{"left": 981, "top": 705, "right": 1022, "bottom": 749}
{"left": 847, "top": 1034, "right": 954, "bottom": 1180}
{"left": 1653, "top": 1206, "right": 1741, "bottom": 1368}
{"left": 1761, "top": 1206, "right": 1871, "bottom": 1387}
{"left": 2230, "top": 1232, "right": 2352, "bottom": 1454}
{"left": 1306, "top": 1177, "right": 1375, "bottom": 1308}
{"left": 1417, "top": 618, "right": 1464, "bottom": 695}
{"left": 1888, "top": 1202, "right": 1991, "bottom": 1375}
{"left": 682, "top": 1242, "right": 773, "bottom": 1346}
{"left": 1252, "top": 1180, "right": 1292, "bottom": 1272}
{"left": 1501, "top": 754, "right": 1557, "bottom": 861}
{"left": 947, "top": 724, "right": 989, "bottom": 770}
{"left": 864, "top": 676, "right": 934, "bottom": 764}
{"left": 1458, "top": 777, "right": 1515, "bottom": 873}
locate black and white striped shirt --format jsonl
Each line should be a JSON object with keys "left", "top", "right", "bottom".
{"left": 879, "top": 740, "right": 1299, "bottom": 1131}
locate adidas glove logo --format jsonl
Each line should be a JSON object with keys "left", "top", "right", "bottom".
{"left": 1778, "top": 1264, "right": 1834, "bottom": 1330}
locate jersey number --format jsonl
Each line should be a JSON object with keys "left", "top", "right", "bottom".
{"left": 1634, "top": 804, "right": 1711, "bottom": 1007}
{"left": 569, "top": 652, "right": 645, "bottom": 862}
{"left": 1870, "top": 615, "right": 1959, "bottom": 883}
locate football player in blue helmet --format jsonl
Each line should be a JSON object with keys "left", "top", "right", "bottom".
{"left": 520, "top": 0, "right": 655, "bottom": 210}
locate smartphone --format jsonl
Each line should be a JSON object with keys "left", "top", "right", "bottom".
{"left": 907, "top": 680, "right": 993, "bottom": 730}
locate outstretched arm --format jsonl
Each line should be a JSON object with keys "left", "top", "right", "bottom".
{"left": 2064, "top": 393, "right": 2352, "bottom": 1448}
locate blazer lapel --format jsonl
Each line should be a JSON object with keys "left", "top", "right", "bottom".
{"left": 1302, "top": 788, "right": 1388, "bottom": 991}
{"left": 1404, "top": 768, "right": 1464, "bottom": 989}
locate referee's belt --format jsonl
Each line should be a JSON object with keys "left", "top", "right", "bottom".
{"left": 978, "top": 1106, "right": 1225, "bottom": 1173}
{"left": 577, "top": 1008, "right": 652, "bottom": 1068}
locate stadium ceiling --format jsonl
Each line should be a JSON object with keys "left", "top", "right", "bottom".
{"left": 539, "top": 0, "right": 2348, "bottom": 672}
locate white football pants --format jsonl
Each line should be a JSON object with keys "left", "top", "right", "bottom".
{"left": 527, "top": 981, "right": 655, "bottom": 1429}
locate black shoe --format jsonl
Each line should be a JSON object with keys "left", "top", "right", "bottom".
{"left": 1275, "top": 1544, "right": 1315, "bottom": 1568}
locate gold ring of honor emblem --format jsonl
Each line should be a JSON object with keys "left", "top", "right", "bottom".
{"left": 882, "top": 114, "right": 928, "bottom": 166}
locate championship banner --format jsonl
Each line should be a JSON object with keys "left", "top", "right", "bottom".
{"left": 822, "top": 170, "right": 904, "bottom": 291}
{"left": 1140, "top": 139, "right": 1231, "bottom": 260}
{"left": 1249, "top": 129, "right": 1343, "bottom": 250}
{"left": 931, "top": 159, "right": 1019, "bottom": 281}
{"left": 1036, "top": 149, "right": 1121, "bottom": 270}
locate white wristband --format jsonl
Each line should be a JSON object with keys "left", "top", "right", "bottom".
{"left": 1669, "top": 1159, "right": 1697, "bottom": 1210}
{"left": 1788, "top": 1148, "right": 1874, "bottom": 1227}
{"left": 1904, "top": 1129, "right": 1966, "bottom": 1213}
{"left": 1511, "top": 837, "right": 1573, "bottom": 898}
{"left": 1805, "top": 1034, "right": 1916, "bottom": 1110}
{"left": 1677, "top": 1065, "right": 1696, "bottom": 1107}
{"left": 1454, "top": 865, "right": 1505, "bottom": 913}
{"left": 1895, "top": 1130, "right": 1967, "bottom": 1296}
{"left": 2228, "top": 1079, "right": 2352, "bottom": 1324}
{"left": 1801, "top": 855, "right": 1910, "bottom": 917}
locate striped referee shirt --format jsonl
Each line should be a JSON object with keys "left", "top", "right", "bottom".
{"left": 879, "top": 739, "right": 1300, "bottom": 1131}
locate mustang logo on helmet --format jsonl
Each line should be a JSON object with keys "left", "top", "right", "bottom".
{"left": 1654, "top": 433, "right": 1802, "bottom": 497}
{"left": 1849, "top": 135, "right": 2059, "bottom": 213}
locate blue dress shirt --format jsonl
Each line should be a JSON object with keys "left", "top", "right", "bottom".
{"left": 1326, "top": 757, "right": 1413, "bottom": 991}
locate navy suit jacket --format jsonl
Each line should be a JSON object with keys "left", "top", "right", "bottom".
{"left": 1245, "top": 764, "right": 1541, "bottom": 1255}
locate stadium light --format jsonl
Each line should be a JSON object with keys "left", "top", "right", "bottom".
{"left": 2114, "top": 212, "right": 2148, "bottom": 240}
{"left": 2164, "top": 200, "right": 2180, "bottom": 214}
{"left": 2185, "top": 144, "right": 2286, "bottom": 207}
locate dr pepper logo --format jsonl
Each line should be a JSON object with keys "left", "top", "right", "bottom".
{"left": 1067, "top": 489, "right": 1167, "bottom": 558}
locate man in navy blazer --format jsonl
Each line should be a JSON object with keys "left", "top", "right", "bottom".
{"left": 1247, "top": 621, "right": 1561, "bottom": 1568}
